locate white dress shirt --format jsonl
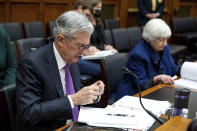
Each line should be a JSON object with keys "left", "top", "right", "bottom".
{"left": 53, "top": 43, "right": 74, "bottom": 108}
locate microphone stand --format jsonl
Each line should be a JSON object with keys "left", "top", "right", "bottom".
{"left": 121, "top": 67, "right": 165, "bottom": 125}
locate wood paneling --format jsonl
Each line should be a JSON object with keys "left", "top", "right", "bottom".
{"left": 119, "top": 0, "right": 128, "bottom": 27}
{"left": 10, "top": 3, "right": 40, "bottom": 22}
{"left": 191, "top": 6, "right": 197, "bottom": 17}
{"left": 0, "top": 3, "right": 5, "bottom": 22}
{"left": 43, "top": 3, "right": 69, "bottom": 24}
{"left": 0, "top": 0, "right": 127, "bottom": 30}
{"left": 102, "top": 0, "right": 120, "bottom": 19}
{"left": 10, "top": 0, "right": 40, "bottom": 2}
{"left": 178, "top": 1, "right": 197, "bottom": 17}
{"left": 1, "top": 0, "right": 194, "bottom": 36}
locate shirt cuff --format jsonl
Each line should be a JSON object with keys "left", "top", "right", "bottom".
{"left": 68, "top": 95, "right": 74, "bottom": 109}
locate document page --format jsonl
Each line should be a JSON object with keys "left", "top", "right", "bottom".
{"left": 181, "top": 62, "right": 197, "bottom": 81}
{"left": 81, "top": 50, "right": 115, "bottom": 60}
{"left": 78, "top": 107, "right": 138, "bottom": 129}
{"left": 174, "top": 78, "right": 197, "bottom": 89}
{"left": 174, "top": 62, "right": 197, "bottom": 89}
{"left": 78, "top": 96, "right": 171, "bottom": 130}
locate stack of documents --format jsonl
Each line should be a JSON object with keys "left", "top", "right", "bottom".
{"left": 81, "top": 50, "right": 115, "bottom": 60}
{"left": 174, "top": 62, "right": 197, "bottom": 90}
{"left": 78, "top": 96, "right": 171, "bottom": 130}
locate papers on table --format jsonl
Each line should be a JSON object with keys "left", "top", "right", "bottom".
{"left": 81, "top": 50, "right": 115, "bottom": 60}
{"left": 78, "top": 107, "right": 138, "bottom": 129}
{"left": 174, "top": 62, "right": 197, "bottom": 89}
{"left": 78, "top": 96, "right": 171, "bottom": 131}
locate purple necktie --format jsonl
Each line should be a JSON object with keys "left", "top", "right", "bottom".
{"left": 65, "top": 65, "right": 79, "bottom": 121}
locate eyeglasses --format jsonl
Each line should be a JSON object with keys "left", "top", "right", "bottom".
{"left": 60, "top": 33, "right": 90, "bottom": 51}
{"left": 72, "top": 42, "right": 90, "bottom": 51}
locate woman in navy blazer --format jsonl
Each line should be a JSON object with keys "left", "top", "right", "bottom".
{"left": 115, "top": 19, "right": 178, "bottom": 101}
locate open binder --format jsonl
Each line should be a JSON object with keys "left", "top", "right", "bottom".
{"left": 174, "top": 62, "right": 197, "bottom": 90}
{"left": 78, "top": 96, "right": 170, "bottom": 130}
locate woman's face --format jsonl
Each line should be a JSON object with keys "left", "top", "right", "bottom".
{"left": 94, "top": 3, "right": 102, "bottom": 11}
{"left": 150, "top": 38, "right": 168, "bottom": 52}
{"left": 92, "top": 2, "right": 102, "bottom": 18}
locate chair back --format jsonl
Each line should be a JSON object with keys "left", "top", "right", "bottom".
{"left": 104, "top": 19, "right": 119, "bottom": 30}
{"left": 127, "top": 27, "right": 142, "bottom": 49}
{"left": 11, "top": 41, "right": 20, "bottom": 64}
{"left": 104, "top": 29, "right": 113, "bottom": 46}
{"left": 16, "top": 37, "right": 47, "bottom": 60}
{"left": 100, "top": 53, "right": 129, "bottom": 106}
{"left": 0, "top": 23, "right": 3, "bottom": 27}
{"left": 48, "top": 21, "right": 55, "bottom": 36}
{"left": 3, "top": 22, "right": 24, "bottom": 41}
{"left": 112, "top": 28, "right": 131, "bottom": 52}
{"left": 172, "top": 17, "right": 195, "bottom": 33}
{"left": 193, "top": 17, "right": 197, "bottom": 31}
{"left": 23, "top": 21, "right": 45, "bottom": 38}
{"left": 0, "top": 84, "right": 16, "bottom": 131}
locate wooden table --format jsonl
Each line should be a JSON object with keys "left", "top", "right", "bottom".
{"left": 55, "top": 84, "right": 193, "bottom": 131}
{"left": 155, "top": 116, "right": 192, "bottom": 131}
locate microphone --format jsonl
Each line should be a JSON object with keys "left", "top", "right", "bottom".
{"left": 121, "top": 67, "right": 165, "bottom": 125}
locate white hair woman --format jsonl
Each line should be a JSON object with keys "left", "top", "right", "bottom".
{"left": 115, "top": 19, "right": 178, "bottom": 101}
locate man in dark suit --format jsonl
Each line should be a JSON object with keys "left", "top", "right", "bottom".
{"left": 16, "top": 11, "right": 104, "bottom": 131}
{"left": 137, "top": 0, "right": 165, "bottom": 27}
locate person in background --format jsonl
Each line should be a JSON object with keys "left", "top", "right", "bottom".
{"left": 137, "top": 0, "right": 165, "bottom": 27}
{"left": 16, "top": 11, "right": 105, "bottom": 131}
{"left": 0, "top": 26, "right": 16, "bottom": 88}
{"left": 74, "top": 0, "right": 91, "bottom": 17}
{"left": 115, "top": 19, "right": 178, "bottom": 101}
{"left": 78, "top": 0, "right": 118, "bottom": 78}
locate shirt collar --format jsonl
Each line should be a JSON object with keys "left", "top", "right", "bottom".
{"left": 53, "top": 42, "right": 67, "bottom": 70}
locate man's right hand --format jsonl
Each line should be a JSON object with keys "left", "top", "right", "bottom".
{"left": 70, "top": 80, "right": 104, "bottom": 105}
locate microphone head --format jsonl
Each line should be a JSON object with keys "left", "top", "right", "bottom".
{"left": 121, "top": 66, "right": 138, "bottom": 79}
{"left": 121, "top": 67, "right": 131, "bottom": 74}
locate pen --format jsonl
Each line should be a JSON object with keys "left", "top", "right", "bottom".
{"left": 106, "top": 113, "right": 135, "bottom": 117}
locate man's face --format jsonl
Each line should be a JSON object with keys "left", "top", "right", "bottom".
{"left": 56, "top": 32, "right": 90, "bottom": 64}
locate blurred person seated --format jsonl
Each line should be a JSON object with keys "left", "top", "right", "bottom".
{"left": 78, "top": 0, "right": 118, "bottom": 78}
{"left": 0, "top": 26, "right": 16, "bottom": 88}
{"left": 16, "top": 11, "right": 105, "bottom": 131}
{"left": 115, "top": 19, "right": 178, "bottom": 101}
{"left": 74, "top": 0, "right": 91, "bottom": 17}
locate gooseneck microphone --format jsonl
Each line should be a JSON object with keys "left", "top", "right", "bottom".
{"left": 121, "top": 67, "right": 165, "bottom": 125}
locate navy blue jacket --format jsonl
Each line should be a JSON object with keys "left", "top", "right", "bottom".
{"left": 137, "top": 0, "right": 165, "bottom": 26}
{"left": 115, "top": 41, "right": 178, "bottom": 101}
{"left": 16, "top": 43, "right": 82, "bottom": 131}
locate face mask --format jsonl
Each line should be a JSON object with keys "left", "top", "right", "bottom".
{"left": 94, "top": 9, "right": 102, "bottom": 17}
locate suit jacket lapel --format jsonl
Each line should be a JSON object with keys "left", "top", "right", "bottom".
{"left": 45, "top": 43, "right": 64, "bottom": 97}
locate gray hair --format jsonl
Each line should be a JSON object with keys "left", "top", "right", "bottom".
{"left": 142, "top": 19, "right": 171, "bottom": 43}
{"left": 53, "top": 11, "right": 94, "bottom": 40}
